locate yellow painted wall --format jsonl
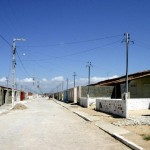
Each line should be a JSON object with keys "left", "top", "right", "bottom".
{"left": 129, "top": 76, "right": 150, "bottom": 98}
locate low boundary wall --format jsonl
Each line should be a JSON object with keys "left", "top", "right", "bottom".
{"left": 96, "top": 98, "right": 150, "bottom": 117}
{"left": 79, "top": 97, "right": 104, "bottom": 108}
{"left": 128, "top": 98, "right": 150, "bottom": 110}
{"left": 96, "top": 99, "right": 127, "bottom": 117}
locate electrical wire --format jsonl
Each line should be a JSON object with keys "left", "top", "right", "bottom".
{"left": 19, "top": 39, "right": 122, "bottom": 62}
{"left": 16, "top": 50, "right": 32, "bottom": 78}
{"left": 18, "top": 34, "right": 123, "bottom": 47}
{"left": 0, "top": 34, "right": 11, "bottom": 47}
{"left": 56, "top": 39, "right": 122, "bottom": 58}
{"left": 134, "top": 39, "right": 150, "bottom": 50}
{"left": 0, "top": 34, "right": 12, "bottom": 83}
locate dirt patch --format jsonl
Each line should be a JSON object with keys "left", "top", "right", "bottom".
{"left": 78, "top": 106, "right": 150, "bottom": 137}
{"left": 13, "top": 103, "right": 27, "bottom": 110}
{"left": 124, "top": 125, "right": 150, "bottom": 136}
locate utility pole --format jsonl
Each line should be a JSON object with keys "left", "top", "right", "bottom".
{"left": 86, "top": 62, "right": 93, "bottom": 97}
{"left": 12, "top": 38, "right": 26, "bottom": 108}
{"left": 66, "top": 78, "right": 69, "bottom": 102}
{"left": 6, "top": 77, "right": 8, "bottom": 87}
{"left": 62, "top": 81, "right": 64, "bottom": 91}
{"left": 66, "top": 78, "right": 69, "bottom": 90}
{"left": 123, "top": 33, "right": 134, "bottom": 100}
{"left": 37, "top": 80, "right": 39, "bottom": 96}
{"left": 32, "top": 77, "right": 35, "bottom": 93}
{"left": 57, "top": 86, "right": 59, "bottom": 100}
{"left": 15, "top": 82, "right": 17, "bottom": 90}
{"left": 73, "top": 72, "right": 77, "bottom": 88}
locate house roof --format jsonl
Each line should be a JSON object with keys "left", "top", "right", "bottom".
{"left": 90, "top": 70, "right": 150, "bottom": 86}
{"left": 0, "top": 85, "right": 11, "bottom": 90}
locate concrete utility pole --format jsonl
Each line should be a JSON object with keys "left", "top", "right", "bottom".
{"left": 57, "top": 86, "right": 59, "bottom": 100}
{"left": 15, "top": 82, "right": 17, "bottom": 90}
{"left": 32, "top": 77, "right": 35, "bottom": 93}
{"left": 73, "top": 72, "right": 77, "bottom": 88}
{"left": 12, "top": 38, "right": 25, "bottom": 108}
{"left": 62, "top": 81, "right": 64, "bottom": 91}
{"left": 66, "top": 78, "right": 69, "bottom": 102}
{"left": 37, "top": 81, "right": 39, "bottom": 95}
{"left": 125, "top": 33, "right": 129, "bottom": 99}
{"left": 66, "top": 78, "right": 69, "bottom": 90}
{"left": 124, "top": 33, "right": 134, "bottom": 100}
{"left": 6, "top": 77, "right": 8, "bottom": 87}
{"left": 86, "top": 62, "right": 93, "bottom": 97}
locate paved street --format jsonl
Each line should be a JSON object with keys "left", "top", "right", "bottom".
{"left": 0, "top": 98, "right": 131, "bottom": 150}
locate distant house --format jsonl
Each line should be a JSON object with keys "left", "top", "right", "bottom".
{"left": 0, "top": 86, "right": 12, "bottom": 106}
{"left": 90, "top": 70, "right": 150, "bottom": 99}
{"left": 0, "top": 86, "right": 29, "bottom": 106}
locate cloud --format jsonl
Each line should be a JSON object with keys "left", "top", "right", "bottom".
{"left": 51, "top": 76, "right": 64, "bottom": 82}
{"left": 76, "top": 75, "right": 118, "bottom": 86}
{"left": 0, "top": 77, "right": 7, "bottom": 82}
{"left": 3, "top": 75, "right": 118, "bottom": 93}
{"left": 20, "top": 78, "right": 33, "bottom": 83}
{"left": 42, "top": 78, "right": 48, "bottom": 82}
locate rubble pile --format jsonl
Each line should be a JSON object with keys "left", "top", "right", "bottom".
{"left": 13, "top": 103, "right": 27, "bottom": 110}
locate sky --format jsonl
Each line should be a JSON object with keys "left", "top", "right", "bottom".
{"left": 0, "top": 0, "right": 150, "bottom": 93}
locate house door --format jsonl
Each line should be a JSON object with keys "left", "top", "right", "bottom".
{"left": 2, "top": 90, "right": 7, "bottom": 104}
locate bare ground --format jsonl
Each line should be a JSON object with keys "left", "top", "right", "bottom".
{"left": 69, "top": 104, "right": 150, "bottom": 149}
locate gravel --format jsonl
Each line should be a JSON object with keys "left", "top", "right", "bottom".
{"left": 113, "top": 116, "right": 150, "bottom": 126}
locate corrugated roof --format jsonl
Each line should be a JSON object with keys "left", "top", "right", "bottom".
{"left": 90, "top": 70, "right": 150, "bottom": 86}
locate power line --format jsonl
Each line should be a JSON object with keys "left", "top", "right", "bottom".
{"left": 59, "top": 39, "right": 121, "bottom": 58}
{"left": 0, "top": 34, "right": 12, "bottom": 80}
{"left": 18, "top": 34, "right": 123, "bottom": 48}
{"left": 134, "top": 39, "right": 150, "bottom": 50}
{"left": 19, "top": 39, "right": 121, "bottom": 63}
{"left": 0, "top": 34, "right": 11, "bottom": 47}
{"left": 16, "top": 50, "right": 32, "bottom": 78}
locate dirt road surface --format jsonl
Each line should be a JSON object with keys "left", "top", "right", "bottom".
{"left": 0, "top": 98, "right": 131, "bottom": 150}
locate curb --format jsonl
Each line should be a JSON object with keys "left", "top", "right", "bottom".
{"left": 73, "top": 111, "right": 93, "bottom": 122}
{"left": 112, "top": 133, "right": 144, "bottom": 150}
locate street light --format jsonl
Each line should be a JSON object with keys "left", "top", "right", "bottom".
{"left": 12, "top": 38, "right": 26, "bottom": 108}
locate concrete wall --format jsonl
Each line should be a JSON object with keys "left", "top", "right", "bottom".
{"left": 6, "top": 89, "right": 12, "bottom": 104}
{"left": 68, "top": 88, "right": 77, "bottom": 103}
{"left": 80, "top": 86, "right": 113, "bottom": 97}
{"left": 16, "top": 91, "right": 21, "bottom": 101}
{"left": 120, "top": 76, "right": 150, "bottom": 98}
{"left": 0, "top": 87, "right": 8, "bottom": 105}
{"left": 0, "top": 87, "right": 3, "bottom": 106}
{"left": 77, "top": 86, "right": 81, "bottom": 103}
{"left": 128, "top": 98, "right": 150, "bottom": 110}
{"left": 96, "top": 99, "right": 127, "bottom": 117}
{"left": 80, "top": 97, "right": 97, "bottom": 108}
{"left": 77, "top": 86, "right": 113, "bottom": 104}
{"left": 96, "top": 98, "right": 150, "bottom": 117}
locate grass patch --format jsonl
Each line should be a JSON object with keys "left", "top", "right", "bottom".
{"left": 141, "top": 134, "right": 150, "bottom": 141}
{"left": 143, "top": 135, "right": 150, "bottom": 141}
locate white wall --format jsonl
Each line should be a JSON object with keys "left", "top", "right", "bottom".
{"left": 96, "top": 98, "right": 150, "bottom": 118}
{"left": 74, "top": 88, "right": 77, "bottom": 103}
{"left": 96, "top": 99, "right": 127, "bottom": 117}
{"left": 79, "top": 97, "right": 97, "bottom": 108}
{"left": 68, "top": 87, "right": 77, "bottom": 103}
{"left": 128, "top": 98, "right": 150, "bottom": 110}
